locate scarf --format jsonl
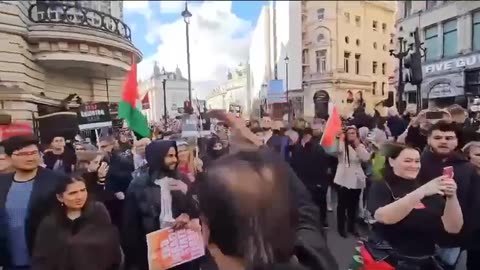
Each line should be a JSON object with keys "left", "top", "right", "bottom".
{"left": 154, "top": 177, "right": 175, "bottom": 229}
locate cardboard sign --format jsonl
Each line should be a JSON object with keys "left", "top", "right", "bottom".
{"left": 146, "top": 227, "right": 204, "bottom": 270}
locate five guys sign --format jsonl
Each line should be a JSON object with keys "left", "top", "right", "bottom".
{"left": 78, "top": 102, "right": 112, "bottom": 130}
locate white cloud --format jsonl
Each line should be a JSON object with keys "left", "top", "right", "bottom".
{"left": 159, "top": 1, "right": 185, "bottom": 14}
{"left": 138, "top": 1, "right": 253, "bottom": 99}
{"left": 123, "top": 1, "right": 152, "bottom": 20}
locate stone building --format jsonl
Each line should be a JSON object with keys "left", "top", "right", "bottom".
{"left": 0, "top": 1, "right": 141, "bottom": 123}
{"left": 302, "top": 1, "right": 396, "bottom": 117}
{"left": 396, "top": 0, "right": 480, "bottom": 109}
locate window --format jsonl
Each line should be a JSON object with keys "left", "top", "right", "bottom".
{"left": 382, "top": 63, "right": 386, "bottom": 75}
{"left": 316, "top": 50, "right": 327, "bottom": 73}
{"left": 404, "top": 0, "right": 412, "bottom": 17}
{"left": 372, "top": 82, "right": 377, "bottom": 95}
{"left": 425, "top": 25, "right": 439, "bottom": 60}
{"left": 317, "top": 8, "right": 325, "bottom": 20}
{"left": 317, "top": 33, "right": 325, "bottom": 42}
{"left": 443, "top": 19, "right": 457, "bottom": 57}
{"left": 426, "top": 0, "right": 437, "bottom": 9}
{"left": 373, "top": 42, "right": 377, "bottom": 49}
{"left": 344, "top": 12, "right": 350, "bottom": 23}
{"left": 344, "top": 52, "right": 350, "bottom": 73}
{"left": 345, "top": 36, "right": 350, "bottom": 44}
{"left": 381, "top": 82, "right": 386, "bottom": 96}
{"left": 382, "top": 23, "right": 387, "bottom": 33}
{"left": 373, "top": 20, "right": 378, "bottom": 31}
{"left": 355, "top": 16, "right": 361, "bottom": 27}
{"left": 355, "top": 54, "right": 361, "bottom": 75}
{"left": 473, "top": 12, "right": 480, "bottom": 51}
{"left": 383, "top": 44, "right": 387, "bottom": 51}
{"left": 372, "top": 61, "right": 378, "bottom": 74}
{"left": 356, "top": 39, "right": 361, "bottom": 46}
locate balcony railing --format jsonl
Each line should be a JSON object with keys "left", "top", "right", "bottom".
{"left": 28, "top": 2, "right": 132, "bottom": 41}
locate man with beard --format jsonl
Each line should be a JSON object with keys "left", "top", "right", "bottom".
{"left": 0, "top": 135, "right": 66, "bottom": 270}
{"left": 417, "top": 121, "right": 480, "bottom": 268}
{"left": 122, "top": 140, "right": 199, "bottom": 270}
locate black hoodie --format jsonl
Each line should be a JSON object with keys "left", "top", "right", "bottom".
{"left": 417, "top": 149, "right": 480, "bottom": 248}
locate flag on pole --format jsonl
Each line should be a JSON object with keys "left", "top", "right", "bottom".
{"left": 320, "top": 105, "right": 342, "bottom": 151}
{"left": 119, "top": 63, "right": 151, "bottom": 139}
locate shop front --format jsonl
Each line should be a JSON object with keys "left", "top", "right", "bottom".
{"left": 405, "top": 53, "right": 480, "bottom": 109}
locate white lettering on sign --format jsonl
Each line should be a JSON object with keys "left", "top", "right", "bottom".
{"left": 80, "top": 110, "right": 105, "bottom": 118}
{"left": 424, "top": 54, "right": 480, "bottom": 74}
{"left": 429, "top": 83, "right": 455, "bottom": 99}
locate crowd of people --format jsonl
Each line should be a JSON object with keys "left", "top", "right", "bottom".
{"left": 0, "top": 104, "right": 479, "bottom": 270}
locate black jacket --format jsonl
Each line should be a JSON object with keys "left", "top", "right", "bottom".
{"left": 0, "top": 167, "right": 67, "bottom": 267}
{"left": 290, "top": 140, "right": 330, "bottom": 190}
{"left": 417, "top": 149, "right": 480, "bottom": 248}
{"left": 31, "top": 201, "right": 121, "bottom": 270}
{"left": 406, "top": 126, "right": 428, "bottom": 151}
{"left": 122, "top": 141, "right": 199, "bottom": 270}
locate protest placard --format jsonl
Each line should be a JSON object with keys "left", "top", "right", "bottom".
{"left": 146, "top": 227, "right": 205, "bottom": 270}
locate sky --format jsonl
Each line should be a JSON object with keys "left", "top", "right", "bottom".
{"left": 123, "top": 0, "right": 266, "bottom": 99}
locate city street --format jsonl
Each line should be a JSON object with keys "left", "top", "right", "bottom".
{"left": 325, "top": 213, "right": 468, "bottom": 270}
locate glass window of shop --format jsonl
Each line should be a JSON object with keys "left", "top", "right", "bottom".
{"left": 466, "top": 69, "right": 480, "bottom": 96}
{"left": 425, "top": 25, "right": 439, "bottom": 60}
{"left": 473, "top": 12, "right": 480, "bottom": 51}
{"left": 443, "top": 19, "right": 458, "bottom": 57}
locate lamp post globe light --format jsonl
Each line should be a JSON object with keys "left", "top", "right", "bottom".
{"left": 181, "top": 2, "right": 193, "bottom": 104}
{"left": 284, "top": 55, "right": 290, "bottom": 122}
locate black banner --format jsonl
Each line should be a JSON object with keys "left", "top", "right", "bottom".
{"left": 78, "top": 102, "right": 111, "bottom": 126}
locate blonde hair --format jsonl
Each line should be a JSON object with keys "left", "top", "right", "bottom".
{"left": 462, "top": 141, "right": 480, "bottom": 157}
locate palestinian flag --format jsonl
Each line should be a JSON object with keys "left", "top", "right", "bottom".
{"left": 320, "top": 105, "right": 342, "bottom": 153}
{"left": 119, "top": 63, "right": 151, "bottom": 139}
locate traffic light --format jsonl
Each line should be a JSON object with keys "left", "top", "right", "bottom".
{"left": 404, "top": 28, "right": 423, "bottom": 85}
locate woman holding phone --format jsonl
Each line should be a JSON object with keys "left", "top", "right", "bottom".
{"left": 361, "top": 143, "right": 463, "bottom": 270}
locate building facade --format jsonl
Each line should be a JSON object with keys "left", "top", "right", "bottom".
{"left": 0, "top": 1, "right": 140, "bottom": 122}
{"left": 396, "top": 1, "right": 480, "bottom": 109}
{"left": 140, "top": 62, "right": 190, "bottom": 123}
{"left": 206, "top": 64, "right": 250, "bottom": 118}
{"left": 302, "top": 1, "right": 396, "bottom": 118}
{"left": 248, "top": 1, "right": 303, "bottom": 119}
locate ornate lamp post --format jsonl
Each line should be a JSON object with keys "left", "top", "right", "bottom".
{"left": 284, "top": 55, "right": 290, "bottom": 122}
{"left": 181, "top": 2, "right": 193, "bottom": 103}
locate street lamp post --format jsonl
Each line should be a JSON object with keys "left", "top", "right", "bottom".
{"left": 181, "top": 2, "right": 192, "bottom": 103}
{"left": 162, "top": 78, "right": 167, "bottom": 130}
{"left": 389, "top": 37, "right": 411, "bottom": 114}
{"left": 284, "top": 55, "right": 290, "bottom": 122}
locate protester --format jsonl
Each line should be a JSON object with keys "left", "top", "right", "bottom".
{"left": 0, "top": 145, "right": 13, "bottom": 174}
{"left": 196, "top": 150, "right": 309, "bottom": 270}
{"left": 43, "top": 136, "right": 76, "bottom": 174}
{"left": 202, "top": 136, "right": 227, "bottom": 169}
{"left": 176, "top": 140, "right": 197, "bottom": 178}
{"left": 362, "top": 143, "right": 462, "bottom": 270}
{"left": 207, "top": 109, "right": 338, "bottom": 270}
{"left": 98, "top": 135, "right": 134, "bottom": 229}
{"left": 461, "top": 141, "right": 480, "bottom": 269}
{"left": 122, "top": 140, "right": 199, "bottom": 270}
{"left": 405, "top": 109, "right": 451, "bottom": 151}
{"left": 290, "top": 127, "right": 331, "bottom": 229}
{"left": 332, "top": 126, "right": 371, "bottom": 238}
{"left": 117, "top": 133, "right": 132, "bottom": 153}
{"left": 417, "top": 121, "right": 480, "bottom": 268}
{"left": 31, "top": 174, "right": 121, "bottom": 270}
{"left": 386, "top": 107, "right": 408, "bottom": 140}
{"left": 0, "top": 135, "right": 67, "bottom": 270}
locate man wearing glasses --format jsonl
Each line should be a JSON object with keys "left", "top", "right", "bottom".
{"left": 0, "top": 135, "right": 67, "bottom": 270}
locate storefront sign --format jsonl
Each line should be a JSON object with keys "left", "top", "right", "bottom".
{"left": 424, "top": 54, "right": 480, "bottom": 75}
{"left": 0, "top": 122, "right": 33, "bottom": 141}
{"left": 428, "top": 83, "right": 456, "bottom": 99}
{"left": 78, "top": 102, "right": 112, "bottom": 130}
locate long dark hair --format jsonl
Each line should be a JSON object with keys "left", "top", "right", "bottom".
{"left": 343, "top": 126, "right": 359, "bottom": 166}
{"left": 197, "top": 150, "right": 297, "bottom": 268}
{"left": 54, "top": 173, "right": 89, "bottom": 213}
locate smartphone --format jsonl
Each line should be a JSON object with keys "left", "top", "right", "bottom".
{"left": 426, "top": 111, "right": 445, "bottom": 120}
{"left": 443, "top": 166, "right": 454, "bottom": 179}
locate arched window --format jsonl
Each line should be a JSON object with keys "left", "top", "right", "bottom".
{"left": 317, "top": 33, "right": 325, "bottom": 42}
